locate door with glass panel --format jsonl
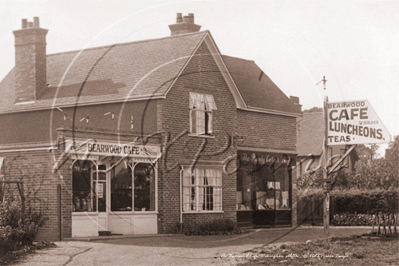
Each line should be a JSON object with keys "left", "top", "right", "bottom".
{"left": 92, "top": 165, "right": 108, "bottom": 231}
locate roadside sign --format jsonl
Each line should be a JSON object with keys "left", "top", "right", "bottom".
{"left": 327, "top": 99, "right": 391, "bottom": 145}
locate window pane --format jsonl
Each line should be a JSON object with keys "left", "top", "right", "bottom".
{"left": 134, "top": 163, "right": 155, "bottom": 211}
{"left": 276, "top": 167, "right": 290, "bottom": 209}
{"left": 72, "top": 160, "right": 92, "bottom": 212}
{"left": 111, "top": 162, "right": 132, "bottom": 211}
{"left": 97, "top": 181, "right": 106, "bottom": 212}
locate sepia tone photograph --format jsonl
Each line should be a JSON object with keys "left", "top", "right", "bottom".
{"left": 0, "top": 0, "right": 398, "bottom": 265}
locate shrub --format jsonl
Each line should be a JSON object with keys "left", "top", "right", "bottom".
{"left": 169, "top": 219, "right": 245, "bottom": 236}
{"left": 298, "top": 189, "right": 398, "bottom": 214}
{"left": 331, "top": 213, "right": 374, "bottom": 226}
{"left": 0, "top": 203, "right": 47, "bottom": 255}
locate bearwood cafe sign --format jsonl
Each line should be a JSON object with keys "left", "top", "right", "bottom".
{"left": 327, "top": 100, "right": 391, "bottom": 145}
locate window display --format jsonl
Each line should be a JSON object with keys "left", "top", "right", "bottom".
{"left": 72, "top": 160, "right": 156, "bottom": 213}
{"left": 111, "top": 162, "right": 132, "bottom": 211}
{"left": 134, "top": 163, "right": 155, "bottom": 211}
{"left": 237, "top": 150, "right": 293, "bottom": 226}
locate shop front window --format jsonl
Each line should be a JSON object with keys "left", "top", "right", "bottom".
{"left": 72, "top": 160, "right": 96, "bottom": 212}
{"left": 72, "top": 160, "right": 156, "bottom": 213}
{"left": 134, "top": 163, "right": 156, "bottom": 211}
{"left": 111, "top": 162, "right": 132, "bottom": 211}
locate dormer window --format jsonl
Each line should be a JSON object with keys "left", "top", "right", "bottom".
{"left": 189, "top": 92, "right": 217, "bottom": 136}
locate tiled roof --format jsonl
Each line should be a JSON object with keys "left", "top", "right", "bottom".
{"left": 0, "top": 30, "right": 300, "bottom": 115}
{"left": 297, "top": 111, "right": 324, "bottom": 156}
{"left": 0, "top": 31, "right": 207, "bottom": 113}
{"left": 221, "top": 55, "right": 302, "bottom": 114}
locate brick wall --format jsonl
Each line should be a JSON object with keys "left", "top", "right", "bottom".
{"left": 237, "top": 110, "right": 297, "bottom": 151}
{"left": 0, "top": 101, "right": 157, "bottom": 145}
{"left": 0, "top": 147, "right": 71, "bottom": 241}
{"left": 157, "top": 42, "right": 237, "bottom": 232}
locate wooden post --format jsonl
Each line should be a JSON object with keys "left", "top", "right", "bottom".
{"left": 322, "top": 77, "right": 330, "bottom": 249}
{"left": 21, "top": 182, "right": 25, "bottom": 224}
{"left": 57, "top": 184, "right": 62, "bottom": 241}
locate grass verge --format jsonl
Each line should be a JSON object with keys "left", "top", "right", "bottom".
{"left": 236, "top": 233, "right": 399, "bottom": 265}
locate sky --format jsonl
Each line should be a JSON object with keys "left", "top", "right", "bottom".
{"left": 0, "top": 0, "right": 398, "bottom": 155}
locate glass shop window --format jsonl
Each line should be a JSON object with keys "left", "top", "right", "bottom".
{"left": 236, "top": 169, "right": 253, "bottom": 211}
{"left": 73, "top": 160, "right": 93, "bottom": 212}
{"left": 111, "top": 162, "right": 133, "bottom": 212}
{"left": 134, "top": 163, "right": 156, "bottom": 211}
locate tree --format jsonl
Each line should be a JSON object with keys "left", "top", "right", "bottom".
{"left": 356, "top": 144, "right": 380, "bottom": 161}
{"left": 351, "top": 136, "right": 398, "bottom": 190}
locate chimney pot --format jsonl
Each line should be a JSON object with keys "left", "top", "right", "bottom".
{"left": 183, "top": 15, "right": 190, "bottom": 23}
{"left": 33, "top": 17, "right": 40, "bottom": 28}
{"left": 27, "top": 22, "right": 33, "bottom": 28}
{"left": 169, "top": 13, "right": 201, "bottom": 36}
{"left": 176, "top": 13, "right": 182, "bottom": 23}
{"left": 188, "top": 13, "right": 194, "bottom": 23}
{"left": 21, "top": 19, "right": 27, "bottom": 29}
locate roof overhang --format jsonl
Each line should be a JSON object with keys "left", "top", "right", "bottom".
{"left": 202, "top": 33, "right": 247, "bottom": 109}
{"left": 240, "top": 106, "right": 303, "bottom": 118}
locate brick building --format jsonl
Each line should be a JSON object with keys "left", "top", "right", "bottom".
{"left": 296, "top": 109, "right": 359, "bottom": 177}
{"left": 0, "top": 14, "right": 301, "bottom": 240}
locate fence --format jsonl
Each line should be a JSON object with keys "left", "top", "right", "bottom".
{"left": 297, "top": 196, "right": 334, "bottom": 226}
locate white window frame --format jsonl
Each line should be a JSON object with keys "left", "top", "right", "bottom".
{"left": 183, "top": 167, "right": 222, "bottom": 212}
{"left": 189, "top": 92, "right": 217, "bottom": 136}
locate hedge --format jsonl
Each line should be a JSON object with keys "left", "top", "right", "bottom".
{"left": 298, "top": 189, "right": 398, "bottom": 215}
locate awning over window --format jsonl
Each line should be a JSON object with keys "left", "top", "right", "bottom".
{"left": 189, "top": 92, "right": 217, "bottom": 110}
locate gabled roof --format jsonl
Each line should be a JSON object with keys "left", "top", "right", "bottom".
{"left": 222, "top": 55, "right": 302, "bottom": 115}
{"left": 297, "top": 111, "right": 324, "bottom": 156}
{"left": 0, "top": 30, "right": 301, "bottom": 117}
{"left": 297, "top": 110, "right": 360, "bottom": 159}
{"left": 0, "top": 31, "right": 208, "bottom": 113}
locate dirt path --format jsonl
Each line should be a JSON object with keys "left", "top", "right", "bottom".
{"left": 13, "top": 227, "right": 371, "bottom": 265}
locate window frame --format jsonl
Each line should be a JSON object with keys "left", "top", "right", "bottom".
{"left": 183, "top": 167, "right": 223, "bottom": 213}
{"left": 72, "top": 159, "right": 158, "bottom": 213}
{"left": 189, "top": 92, "right": 216, "bottom": 136}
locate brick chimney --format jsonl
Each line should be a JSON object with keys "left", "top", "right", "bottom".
{"left": 290, "top": 96, "right": 302, "bottom": 111}
{"left": 13, "top": 17, "right": 48, "bottom": 103}
{"left": 169, "top": 13, "right": 201, "bottom": 36}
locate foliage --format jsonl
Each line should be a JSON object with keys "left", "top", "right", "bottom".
{"left": 298, "top": 136, "right": 398, "bottom": 191}
{"left": 356, "top": 144, "right": 380, "bottom": 161}
{"left": 169, "top": 219, "right": 246, "bottom": 236}
{"left": 353, "top": 158, "right": 398, "bottom": 190}
{"left": 331, "top": 213, "right": 374, "bottom": 226}
{"left": 298, "top": 188, "right": 398, "bottom": 215}
{"left": 0, "top": 203, "right": 47, "bottom": 255}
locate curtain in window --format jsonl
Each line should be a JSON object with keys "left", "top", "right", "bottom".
{"left": 205, "top": 95, "right": 217, "bottom": 110}
{"left": 197, "top": 169, "right": 204, "bottom": 210}
{"left": 183, "top": 168, "right": 192, "bottom": 211}
{"left": 189, "top": 92, "right": 202, "bottom": 109}
{"left": 196, "top": 109, "right": 205, "bottom": 134}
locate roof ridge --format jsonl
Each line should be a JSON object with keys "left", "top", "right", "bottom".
{"left": 47, "top": 30, "right": 210, "bottom": 57}
{"left": 222, "top": 54, "right": 254, "bottom": 62}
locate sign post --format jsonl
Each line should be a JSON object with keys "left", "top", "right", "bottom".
{"left": 323, "top": 94, "right": 330, "bottom": 249}
{"left": 321, "top": 80, "right": 391, "bottom": 249}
